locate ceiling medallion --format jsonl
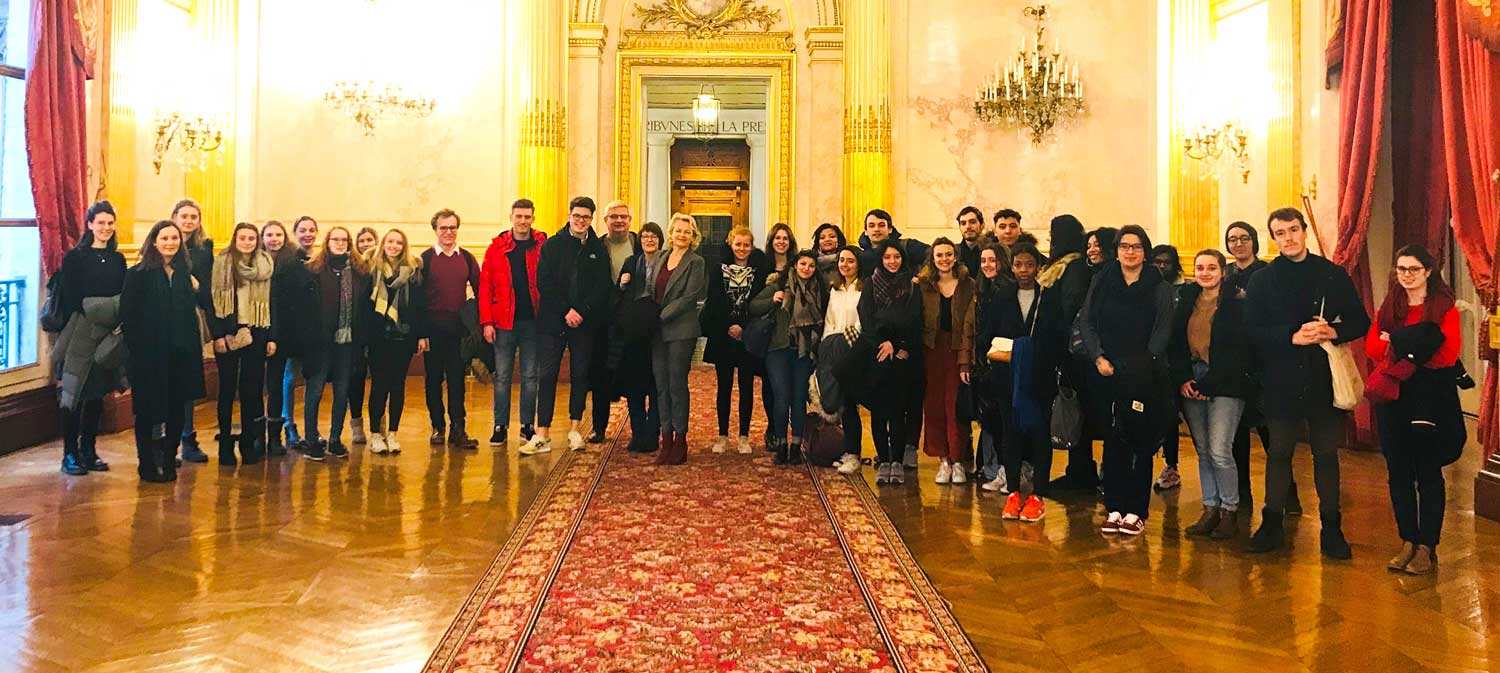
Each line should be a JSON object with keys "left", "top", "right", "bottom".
{"left": 633, "top": 0, "right": 782, "bottom": 38}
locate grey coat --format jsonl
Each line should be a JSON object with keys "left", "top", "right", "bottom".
{"left": 644, "top": 250, "right": 707, "bottom": 342}
{"left": 50, "top": 296, "right": 128, "bottom": 410}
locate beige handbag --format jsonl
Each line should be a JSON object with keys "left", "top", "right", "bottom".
{"left": 226, "top": 327, "right": 255, "bottom": 352}
{"left": 1319, "top": 298, "right": 1364, "bottom": 411}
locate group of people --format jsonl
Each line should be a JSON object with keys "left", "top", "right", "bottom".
{"left": 47, "top": 196, "right": 1467, "bottom": 576}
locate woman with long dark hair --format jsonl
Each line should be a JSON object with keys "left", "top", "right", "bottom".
{"left": 364, "top": 229, "right": 428, "bottom": 455}
{"left": 859, "top": 240, "right": 923, "bottom": 484}
{"left": 1039, "top": 215, "right": 1098, "bottom": 492}
{"left": 300, "top": 227, "right": 371, "bottom": 460}
{"left": 822, "top": 246, "right": 866, "bottom": 475}
{"left": 121, "top": 221, "right": 207, "bottom": 482}
{"left": 208, "top": 222, "right": 276, "bottom": 465}
{"left": 750, "top": 250, "right": 827, "bottom": 464}
{"left": 50, "top": 200, "right": 128, "bottom": 475}
{"left": 1367, "top": 245, "right": 1464, "bottom": 575}
{"left": 812, "top": 222, "right": 847, "bottom": 287}
{"left": 1078, "top": 225, "right": 1175, "bottom": 535}
{"left": 701, "top": 226, "right": 771, "bottom": 454}
{"left": 917, "top": 238, "right": 976, "bottom": 484}
{"left": 760, "top": 222, "right": 799, "bottom": 447}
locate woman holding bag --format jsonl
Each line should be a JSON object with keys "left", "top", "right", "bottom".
{"left": 208, "top": 222, "right": 277, "bottom": 465}
{"left": 1366, "top": 245, "right": 1464, "bottom": 575}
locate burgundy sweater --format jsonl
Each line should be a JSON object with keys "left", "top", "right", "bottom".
{"left": 423, "top": 249, "right": 478, "bottom": 325}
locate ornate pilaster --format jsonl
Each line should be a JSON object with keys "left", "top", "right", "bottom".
{"left": 517, "top": 2, "right": 569, "bottom": 231}
{"left": 1266, "top": 0, "right": 1302, "bottom": 210}
{"left": 182, "top": 0, "right": 237, "bottom": 243}
{"left": 805, "top": 26, "right": 843, "bottom": 232}
{"left": 1168, "top": 0, "right": 1218, "bottom": 262}
{"left": 103, "top": 0, "right": 138, "bottom": 243}
{"left": 569, "top": 22, "right": 607, "bottom": 209}
{"left": 842, "top": 0, "right": 891, "bottom": 241}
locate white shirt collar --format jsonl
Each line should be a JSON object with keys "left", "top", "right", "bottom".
{"left": 432, "top": 243, "right": 460, "bottom": 257}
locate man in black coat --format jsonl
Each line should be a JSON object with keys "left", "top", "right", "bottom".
{"left": 1243, "top": 207, "right": 1370, "bottom": 559}
{"left": 522, "top": 196, "right": 612, "bottom": 455}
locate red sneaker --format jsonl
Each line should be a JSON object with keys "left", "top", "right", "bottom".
{"left": 1019, "top": 496, "right": 1045, "bottom": 522}
{"left": 1001, "top": 492, "right": 1022, "bottom": 520}
{"left": 1116, "top": 514, "right": 1146, "bottom": 536}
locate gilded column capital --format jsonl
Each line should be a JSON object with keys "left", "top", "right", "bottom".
{"left": 843, "top": 103, "right": 891, "bottom": 155}
{"left": 569, "top": 22, "right": 608, "bottom": 57}
{"left": 805, "top": 25, "right": 844, "bottom": 62}
{"left": 522, "top": 99, "right": 569, "bottom": 149}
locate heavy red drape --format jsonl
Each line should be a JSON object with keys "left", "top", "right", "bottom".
{"left": 1436, "top": 0, "right": 1500, "bottom": 460}
{"left": 24, "top": 0, "right": 93, "bottom": 277}
{"left": 1390, "top": 0, "right": 1449, "bottom": 260}
{"left": 1332, "top": 0, "right": 1390, "bottom": 448}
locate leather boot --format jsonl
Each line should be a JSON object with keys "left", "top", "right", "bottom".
{"left": 1246, "top": 509, "right": 1284, "bottom": 553}
{"left": 1404, "top": 545, "right": 1435, "bottom": 575}
{"left": 787, "top": 441, "right": 803, "bottom": 465}
{"left": 1211, "top": 508, "right": 1238, "bottom": 539}
{"left": 217, "top": 434, "right": 238, "bottom": 466}
{"left": 672, "top": 432, "right": 689, "bottom": 465}
{"left": 81, "top": 437, "right": 109, "bottom": 472}
{"left": 1320, "top": 512, "right": 1352, "bottom": 560}
{"left": 1184, "top": 507, "right": 1220, "bottom": 537}
{"left": 655, "top": 432, "right": 678, "bottom": 465}
{"left": 266, "top": 418, "right": 287, "bottom": 456}
{"left": 774, "top": 440, "right": 789, "bottom": 465}
{"left": 158, "top": 439, "right": 177, "bottom": 481}
{"left": 240, "top": 425, "right": 264, "bottom": 465}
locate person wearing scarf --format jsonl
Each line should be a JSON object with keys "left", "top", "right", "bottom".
{"left": 750, "top": 250, "right": 827, "bottom": 464}
{"left": 1365, "top": 245, "right": 1463, "bottom": 576}
{"left": 856, "top": 239, "right": 924, "bottom": 483}
{"left": 364, "top": 230, "right": 428, "bottom": 455}
{"left": 208, "top": 222, "right": 276, "bottom": 465}
{"left": 812, "top": 222, "right": 847, "bottom": 287}
{"left": 701, "top": 227, "right": 772, "bottom": 454}
{"left": 301, "top": 227, "right": 371, "bottom": 460}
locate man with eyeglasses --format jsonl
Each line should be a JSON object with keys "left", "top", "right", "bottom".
{"left": 421, "top": 208, "right": 482, "bottom": 449}
{"left": 587, "top": 201, "right": 644, "bottom": 444}
{"left": 522, "top": 196, "right": 612, "bottom": 454}
{"left": 1243, "top": 207, "right": 1369, "bottom": 559}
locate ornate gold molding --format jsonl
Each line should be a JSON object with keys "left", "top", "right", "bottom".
{"left": 522, "top": 99, "right": 568, "bottom": 149}
{"left": 843, "top": 104, "right": 891, "bottom": 154}
{"left": 569, "top": 22, "right": 608, "bottom": 52}
{"left": 805, "top": 25, "right": 844, "bottom": 59}
{"left": 619, "top": 29, "right": 794, "bottom": 52}
{"left": 632, "top": 0, "right": 781, "bottom": 38}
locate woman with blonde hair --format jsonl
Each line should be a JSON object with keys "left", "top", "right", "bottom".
{"left": 363, "top": 229, "right": 429, "bottom": 454}
{"left": 701, "top": 225, "right": 771, "bottom": 454}
{"left": 208, "top": 222, "right": 277, "bottom": 465}
{"left": 651, "top": 213, "right": 708, "bottom": 464}
{"left": 299, "top": 226, "right": 371, "bottom": 460}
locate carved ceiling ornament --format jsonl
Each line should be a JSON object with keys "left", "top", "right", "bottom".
{"left": 633, "top": 0, "right": 782, "bottom": 38}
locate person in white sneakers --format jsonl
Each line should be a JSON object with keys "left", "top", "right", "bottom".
{"left": 915, "top": 238, "right": 976, "bottom": 486}
{"left": 363, "top": 229, "right": 427, "bottom": 455}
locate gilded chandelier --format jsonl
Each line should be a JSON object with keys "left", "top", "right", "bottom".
{"left": 973, "top": 5, "right": 1084, "bottom": 144}
{"left": 1184, "top": 121, "right": 1251, "bottom": 183}
{"left": 323, "top": 80, "right": 435, "bottom": 136}
{"left": 151, "top": 112, "right": 225, "bottom": 174}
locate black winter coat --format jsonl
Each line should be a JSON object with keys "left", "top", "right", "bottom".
{"left": 307, "top": 262, "right": 373, "bottom": 353}
{"left": 537, "top": 227, "right": 612, "bottom": 336}
{"left": 852, "top": 283, "right": 923, "bottom": 412}
{"left": 857, "top": 227, "right": 931, "bottom": 278}
{"left": 270, "top": 249, "right": 317, "bottom": 359}
{"left": 121, "top": 264, "right": 206, "bottom": 423}
{"left": 701, "top": 245, "right": 771, "bottom": 366}
{"left": 1245, "top": 254, "right": 1371, "bottom": 419}
{"left": 977, "top": 282, "right": 1055, "bottom": 406}
{"left": 1167, "top": 283, "right": 1254, "bottom": 399}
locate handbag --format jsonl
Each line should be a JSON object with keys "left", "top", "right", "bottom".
{"left": 41, "top": 271, "right": 67, "bottom": 333}
{"left": 1318, "top": 297, "right": 1364, "bottom": 411}
{"left": 1050, "top": 378, "right": 1082, "bottom": 450}
{"left": 226, "top": 327, "right": 254, "bottom": 351}
{"left": 802, "top": 413, "right": 846, "bottom": 467}
{"left": 742, "top": 312, "right": 776, "bottom": 359}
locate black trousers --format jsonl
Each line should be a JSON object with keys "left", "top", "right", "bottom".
{"left": 134, "top": 403, "right": 185, "bottom": 481}
{"left": 1002, "top": 406, "right": 1053, "bottom": 497}
{"left": 1232, "top": 419, "right": 1271, "bottom": 504}
{"left": 368, "top": 336, "right": 416, "bottom": 432}
{"left": 842, "top": 404, "right": 864, "bottom": 456}
{"left": 424, "top": 324, "right": 467, "bottom": 434}
{"left": 868, "top": 405, "right": 907, "bottom": 464}
{"left": 350, "top": 344, "right": 369, "bottom": 421}
{"left": 715, "top": 361, "right": 755, "bottom": 437}
{"left": 1375, "top": 406, "right": 1447, "bottom": 547}
{"left": 539, "top": 327, "right": 595, "bottom": 424}
{"left": 215, "top": 337, "right": 267, "bottom": 444}
{"left": 61, "top": 399, "right": 104, "bottom": 457}
{"left": 1102, "top": 423, "right": 1157, "bottom": 518}
{"left": 589, "top": 328, "right": 617, "bottom": 434}
{"left": 1265, "top": 410, "right": 1345, "bottom": 517}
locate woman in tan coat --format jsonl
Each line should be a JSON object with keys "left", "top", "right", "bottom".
{"left": 917, "top": 237, "right": 976, "bottom": 484}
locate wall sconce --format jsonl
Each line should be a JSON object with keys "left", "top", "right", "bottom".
{"left": 691, "top": 84, "right": 721, "bottom": 139}
{"left": 1183, "top": 120, "right": 1250, "bottom": 183}
{"left": 151, "top": 111, "right": 225, "bottom": 174}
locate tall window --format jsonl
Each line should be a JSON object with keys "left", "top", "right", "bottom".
{"left": 0, "top": 0, "right": 38, "bottom": 373}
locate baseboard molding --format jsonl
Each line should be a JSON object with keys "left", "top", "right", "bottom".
{"left": 1475, "top": 452, "right": 1500, "bottom": 522}
{"left": 0, "top": 385, "right": 59, "bottom": 457}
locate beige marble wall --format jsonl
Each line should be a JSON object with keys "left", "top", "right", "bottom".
{"left": 890, "top": 0, "right": 1160, "bottom": 248}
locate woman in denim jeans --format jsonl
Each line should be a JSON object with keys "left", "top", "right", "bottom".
{"left": 750, "top": 250, "right": 827, "bottom": 465}
{"left": 1167, "top": 250, "right": 1253, "bottom": 540}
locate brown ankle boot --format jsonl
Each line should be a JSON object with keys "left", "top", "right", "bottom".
{"left": 1184, "top": 507, "right": 1220, "bottom": 537}
{"left": 1404, "top": 545, "right": 1436, "bottom": 575}
{"left": 1211, "top": 507, "right": 1238, "bottom": 539}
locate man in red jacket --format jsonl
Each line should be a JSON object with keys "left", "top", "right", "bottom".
{"left": 481, "top": 199, "right": 546, "bottom": 447}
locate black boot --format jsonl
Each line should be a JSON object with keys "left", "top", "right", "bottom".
{"left": 217, "top": 434, "right": 238, "bottom": 466}
{"left": 158, "top": 439, "right": 177, "bottom": 481}
{"left": 1320, "top": 512, "right": 1352, "bottom": 560}
{"left": 1246, "top": 509, "right": 1284, "bottom": 553}
{"left": 266, "top": 418, "right": 287, "bottom": 457}
{"left": 180, "top": 432, "right": 208, "bottom": 463}
{"left": 774, "top": 440, "right": 789, "bottom": 465}
{"left": 787, "top": 441, "right": 804, "bottom": 465}
{"left": 1285, "top": 483, "right": 1303, "bottom": 515}
{"left": 240, "top": 426, "right": 264, "bottom": 466}
{"left": 81, "top": 439, "right": 109, "bottom": 472}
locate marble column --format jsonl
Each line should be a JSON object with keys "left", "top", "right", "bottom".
{"left": 1167, "top": 0, "right": 1219, "bottom": 263}
{"left": 748, "top": 134, "right": 768, "bottom": 237}
{"left": 646, "top": 133, "right": 674, "bottom": 227}
{"left": 568, "top": 22, "right": 606, "bottom": 206}
{"left": 842, "top": 0, "right": 892, "bottom": 242}
{"left": 182, "top": 0, "right": 238, "bottom": 243}
{"left": 805, "top": 26, "right": 844, "bottom": 233}
{"left": 516, "top": 1, "right": 568, "bottom": 231}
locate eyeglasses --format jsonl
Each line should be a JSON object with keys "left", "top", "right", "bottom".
{"left": 1227, "top": 235, "right": 1253, "bottom": 245}
{"left": 1117, "top": 243, "right": 1144, "bottom": 253}
{"left": 1395, "top": 265, "right": 1427, "bottom": 275}
{"left": 436, "top": 225, "right": 459, "bottom": 232}
{"left": 571, "top": 213, "right": 594, "bottom": 222}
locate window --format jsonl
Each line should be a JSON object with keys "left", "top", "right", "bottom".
{"left": 0, "top": 0, "right": 37, "bottom": 373}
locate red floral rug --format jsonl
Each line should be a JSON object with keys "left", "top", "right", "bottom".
{"left": 425, "top": 368, "right": 988, "bottom": 673}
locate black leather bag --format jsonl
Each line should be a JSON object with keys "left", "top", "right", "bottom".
{"left": 41, "top": 272, "right": 66, "bottom": 333}
{"left": 742, "top": 313, "right": 776, "bottom": 359}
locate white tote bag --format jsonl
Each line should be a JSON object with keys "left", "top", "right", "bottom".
{"left": 1319, "top": 297, "right": 1364, "bottom": 411}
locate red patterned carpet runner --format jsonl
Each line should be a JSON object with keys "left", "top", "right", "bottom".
{"left": 425, "top": 369, "right": 988, "bottom": 673}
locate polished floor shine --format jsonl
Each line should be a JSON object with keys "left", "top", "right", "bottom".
{"left": 2, "top": 374, "right": 1499, "bottom": 672}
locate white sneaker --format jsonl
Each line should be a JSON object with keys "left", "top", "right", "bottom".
{"left": 712, "top": 436, "right": 728, "bottom": 454}
{"left": 935, "top": 461, "right": 952, "bottom": 484}
{"left": 981, "top": 472, "right": 1009, "bottom": 493}
{"left": 737, "top": 436, "right": 753, "bottom": 455}
{"left": 369, "top": 432, "right": 388, "bottom": 454}
{"left": 519, "top": 435, "right": 553, "bottom": 456}
{"left": 386, "top": 433, "right": 402, "bottom": 454}
{"left": 568, "top": 430, "right": 586, "bottom": 451}
{"left": 890, "top": 463, "right": 905, "bottom": 484}
{"left": 903, "top": 445, "right": 919, "bottom": 468}
{"left": 951, "top": 465, "right": 968, "bottom": 484}
{"left": 836, "top": 454, "right": 861, "bottom": 474}
{"left": 875, "top": 463, "right": 891, "bottom": 484}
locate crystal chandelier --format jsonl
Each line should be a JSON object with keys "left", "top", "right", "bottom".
{"left": 323, "top": 80, "right": 435, "bottom": 136}
{"left": 151, "top": 112, "right": 226, "bottom": 174}
{"left": 972, "top": 5, "right": 1084, "bottom": 144}
{"left": 1184, "top": 121, "right": 1251, "bottom": 183}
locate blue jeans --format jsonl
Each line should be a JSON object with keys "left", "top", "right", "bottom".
{"left": 1182, "top": 364, "right": 1245, "bottom": 510}
{"left": 304, "top": 345, "right": 354, "bottom": 443}
{"left": 764, "top": 348, "right": 814, "bottom": 443}
{"left": 492, "top": 320, "right": 539, "bottom": 428}
{"left": 282, "top": 356, "right": 302, "bottom": 439}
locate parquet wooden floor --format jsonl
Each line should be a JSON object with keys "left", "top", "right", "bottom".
{"left": 2, "top": 373, "right": 1498, "bottom": 672}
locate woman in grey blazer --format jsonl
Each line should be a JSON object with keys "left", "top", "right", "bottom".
{"left": 650, "top": 213, "right": 708, "bottom": 465}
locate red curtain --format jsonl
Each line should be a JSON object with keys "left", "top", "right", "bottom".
{"left": 1436, "top": 0, "right": 1500, "bottom": 460}
{"left": 24, "top": 0, "right": 93, "bottom": 277}
{"left": 1331, "top": 0, "right": 1391, "bottom": 448}
{"left": 1391, "top": 0, "right": 1449, "bottom": 260}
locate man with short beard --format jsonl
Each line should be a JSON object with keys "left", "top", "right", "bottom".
{"left": 955, "top": 205, "right": 988, "bottom": 274}
{"left": 588, "top": 201, "right": 643, "bottom": 443}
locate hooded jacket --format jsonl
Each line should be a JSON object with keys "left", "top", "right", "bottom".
{"left": 857, "top": 225, "right": 930, "bottom": 277}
